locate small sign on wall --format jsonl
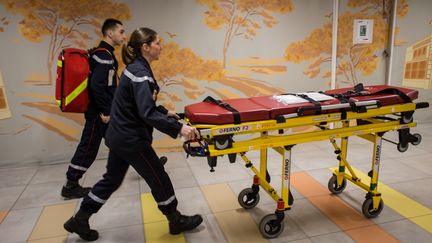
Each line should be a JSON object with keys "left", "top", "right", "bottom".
{"left": 353, "top": 19, "right": 373, "bottom": 44}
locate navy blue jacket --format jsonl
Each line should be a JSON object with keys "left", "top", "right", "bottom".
{"left": 105, "top": 56, "right": 182, "bottom": 153}
{"left": 86, "top": 41, "right": 118, "bottom": 119}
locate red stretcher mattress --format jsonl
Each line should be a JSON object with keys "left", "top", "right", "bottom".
{"left": 184, "top": 85, "right": 418, "bottom": 125}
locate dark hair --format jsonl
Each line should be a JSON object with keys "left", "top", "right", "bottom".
{"left": 101, "top": 18, "right": 123, "bottom": 36}
{"left": 122, "top": 27, "right": 157, "bottom": 65}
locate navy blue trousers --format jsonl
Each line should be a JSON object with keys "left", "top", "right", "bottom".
{"left": 80, "top": 143, "right": 178, "bottom": 215}
{"left": 66, "top": 117, "right": 107, "bottom": 181}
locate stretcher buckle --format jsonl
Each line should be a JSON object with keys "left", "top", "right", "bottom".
{"left": 183, "top": 140, "right": 209, "bottom": 157}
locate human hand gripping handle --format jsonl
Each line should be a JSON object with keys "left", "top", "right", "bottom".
{"left": 180, "top": 124, "right": 200, "bottom": 141}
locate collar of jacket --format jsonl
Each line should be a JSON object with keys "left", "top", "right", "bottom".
{"left": 137, "top": 55, "right": 154, "bottom": 77}
{"left": 99, "top": 41, "right": 115, "bottom": 53}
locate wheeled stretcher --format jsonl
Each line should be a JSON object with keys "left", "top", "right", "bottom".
{"left": 182, "top": 84, "right": 429, "bottom": 238}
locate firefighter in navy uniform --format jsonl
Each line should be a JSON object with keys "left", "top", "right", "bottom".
{"left": 63, "top": 27, "right": 203, "bottom": 241}
{"left": 61, "top": 19, "right": 126, "bottom": 199}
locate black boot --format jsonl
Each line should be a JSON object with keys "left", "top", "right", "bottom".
{"left": 167, "top": 211, "right": 203, "bottom": 235}
{"left": 64, "top": 209, "right": 99, "bottom": 241}
{"left": 61, "top": 180, "right": 91, "bottom": 199}
{"left": 160, "top": 156, "right": 168, "bottom": 166}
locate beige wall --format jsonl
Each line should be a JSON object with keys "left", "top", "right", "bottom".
{"left": 0, "top": 0, "right": 431, "bottom": 166}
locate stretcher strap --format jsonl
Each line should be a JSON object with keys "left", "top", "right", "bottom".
{"left": 283, "top": 93, "right": 322, "bottom": 115}
{"left": 334, "top": 83, "right": 413, "bottom": 103}
{"left": 203, "top": 96, "right": 241, "bottom": 124}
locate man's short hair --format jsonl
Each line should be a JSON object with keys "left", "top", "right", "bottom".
{"left": 102, "top": 18, "right": 123, "bottom": 36}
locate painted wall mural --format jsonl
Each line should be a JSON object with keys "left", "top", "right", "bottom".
{"left": 402, "top": 35, "right": 432, "bottom": 89}
{"left": 0, "top": 0, "right": 430, "bottom": 166}
{"left": 0, "top": 69, "right": 11, "bottom": 120}
{"left": 197, "top": 0, "right": 294, "bottom": 68}
{"left": 286, "top": 0, "right": 408, "bottom": 87}
{"left": 0, "top": 0, "right": 131, "bottom": 85}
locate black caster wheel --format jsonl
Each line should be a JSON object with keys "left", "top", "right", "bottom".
{"left": 327, "top": 175, "right": 347, "bottom": 194}
{"left": 259, "top": 214, "right": 284, "bottom": 238}
{"left": 362, "top": 197, "right": 384, "bottom": 218}
{"left": 412, "top": 133, "right": 422, "bottom": 146}
{"left": 238, "top": 188, "right": 260, "bottom": 209}
{"left": 397, "top": 143, "right": 408, "bottom": 152}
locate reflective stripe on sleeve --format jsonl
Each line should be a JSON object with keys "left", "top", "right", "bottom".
{"left": 124, "top": 69, "right": 154, "bottom": 83}
{"left": 92, "top": 55, "right": 114, "bottom": 65}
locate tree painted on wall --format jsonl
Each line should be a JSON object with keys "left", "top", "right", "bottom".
{"left": 285, "top": 0, "right": 408, "bottom": 87}
{"left": 152, "top": 41, "right": 225, "bottom": 110}
{"left": 0, "top": 15, "right": 9, "bottom": 33}
{"left": 197, "top": 0, "right": 293, "bottom": 68}
{"left": 0, "top": 0, "right": 130, "bottom": 85}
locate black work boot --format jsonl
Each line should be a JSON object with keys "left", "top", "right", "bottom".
{"left": 64, "top": 209, "right": 99, "bottom": 241}
{"left": 61, "top": 180, "right": 91, "bottom": 199}
{"left": 160, "top": 156, "right": 168, "bottom": 166}
{"left": 167, "top": 211, "right": 203, "bottom": 234}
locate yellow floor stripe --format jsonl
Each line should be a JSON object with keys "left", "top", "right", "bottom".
{"left": 140, "top": 193, "right": 185, "bottom": 243}
{"left": 27, "top": 202, "right": 76, "bottom": 241}
{"left": 330, "top": 166, "right": 432, "bottom": 233}
{"left": 201, "top": 183, "right": 268, "bottom": 243}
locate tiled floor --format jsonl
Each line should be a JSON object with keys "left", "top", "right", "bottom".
{"left": 0, "top": 122, "right": 431, "bottom": 243}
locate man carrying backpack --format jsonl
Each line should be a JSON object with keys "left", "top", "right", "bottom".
{"left": 61, "top": 18, "right": 127, "bottom": 199}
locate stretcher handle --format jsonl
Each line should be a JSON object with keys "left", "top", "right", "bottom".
{"left": 297, "top": 100, "right": 380, "bottom": 116}
{"left": 182, "top": 139, "right": 208, "bottom": 157}
{"left": 416, "top": 102, "right": 429, "bottom": 109}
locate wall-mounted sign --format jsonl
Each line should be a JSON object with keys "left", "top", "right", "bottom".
{"left": 353, "top": 19, "right": 373, "bottom": 44}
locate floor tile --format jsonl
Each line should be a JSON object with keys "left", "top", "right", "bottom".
{"left": 191, "top": 163, "right": 250, "bottom": 186}
{"left": 355, "top": 157, "right": 430, "bottom": 184}
{"left": 0, "top": 167, "right": 37, "bottom": 188}
{"left": 310, "top": 231, "right": 354, "bottom": 243}
{"left": 160, "top": 151, "right": 190, "bottom": 169}
{"left": 388, "top": 178, "right": 432, "bottom": 209}
{"left": 175, "top": 187, "right": 212, "bottom": 216}
{"left": 90, "top": 194, "right": 142, "bottom": 230}
{"left": 379, "top": 218, "right": 432, "bottom": 242}
{"left": 292, "top": 149, "right": 338, "bottom": 171}
{"left": 0, "top": 185, "right": 25, "bottom": 211}
{"left": 288, "top": 198, "right": 341, "bottom": 237}
{"left": 29, "top": 164, "right": 69, "bottom": 185}
{"left": 184, "top": 214, "right": 227, "bottom": 243}
{"left": 399, "top": 154, "right": 432, "bottom": 176}
{"left": 28, "top": 202, "right": 76, "bottom": 241}
{"left": 0, "top": 207, "right": 42, "bottom": 243}
{"left": 28, "top": 235, "right": 67, "bottom": 243}
{"left": 167, "top": 166, "right": 199, "bottom": 189}
{"left": 13, "top": 181, "right": 71, "bottom": 209}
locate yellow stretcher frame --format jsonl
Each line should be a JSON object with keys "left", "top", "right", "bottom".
{"left": 184, "top": 101, "right": 426, "bottom": 238}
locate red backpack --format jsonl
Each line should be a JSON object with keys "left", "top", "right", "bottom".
{"left": 55, "top": 47, "right": 108, "bottom": 113}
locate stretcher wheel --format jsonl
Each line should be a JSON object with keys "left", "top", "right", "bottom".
{"left": 259, "top": 214, "right": 284, "bottom": 238}
{"left": 238, "top": 188, "right": 260, "bottom": 209}
{"left": 327, "top": 175, "right": 347, "bottom": 194}
{"left": 397, "top": 143, "right": 408, "bottom": 152}
{"left": 412, "top": 133, "right": 421, "bottom": 145}
{"left": 362, "top": 198, "right": 384, "bottom": 218}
